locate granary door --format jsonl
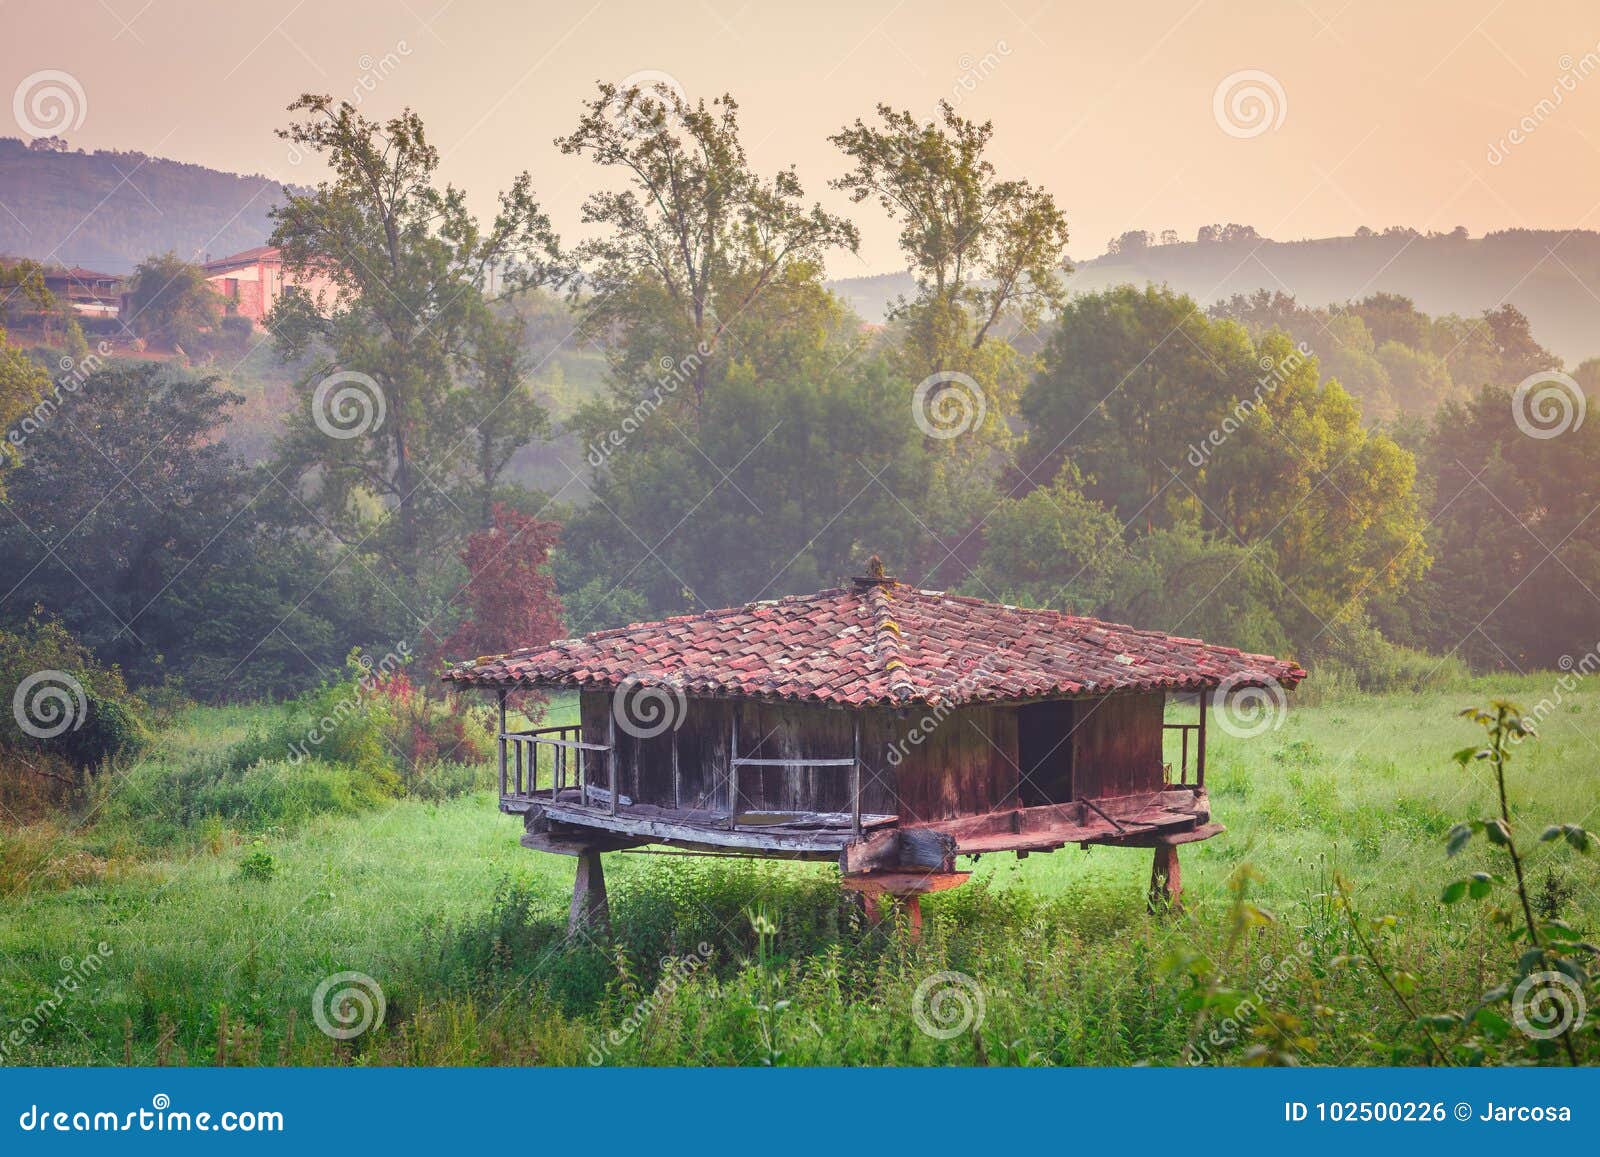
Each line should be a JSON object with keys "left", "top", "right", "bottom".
{"left": 1016, "top": 700, "right": 1074, "bottom": 807}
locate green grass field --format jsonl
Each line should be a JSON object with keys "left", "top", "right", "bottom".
{"left": 2, "top": 676, "right": 1596, "bottom": 1066}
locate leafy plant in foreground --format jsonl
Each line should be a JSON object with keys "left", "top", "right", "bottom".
{"left": 1342, "top": 700, "right": 1597, "bottom": 1064}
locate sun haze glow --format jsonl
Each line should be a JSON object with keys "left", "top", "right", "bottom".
{"left": 5, "top": 0, "right": 1600, "bottom": 273}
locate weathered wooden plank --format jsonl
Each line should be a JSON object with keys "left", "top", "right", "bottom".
{"left": 838, "top": 871, "right": 970, "bottom": 895}
{"left": 539, "top": 801, "right": 863, "bottom": 853}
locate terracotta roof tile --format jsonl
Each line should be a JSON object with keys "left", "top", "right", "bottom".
{"left": 442, "top": 581, "right": 1306, "bottom": 705}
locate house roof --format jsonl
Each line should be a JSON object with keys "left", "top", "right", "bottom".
{"left": 204, "top": 246, "right": 280, "bottom": 273}
{"left": 442, "top": 568, "right": 1306, "bottom": 707}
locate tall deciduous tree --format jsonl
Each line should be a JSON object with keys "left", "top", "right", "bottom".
{"left": 269, "top": 94, "right": 567, "bottom": 584}
{"left": 830, "top": 101, "right": 1072, "bottom": 559}
{"left": 830, "top": 100, "right": 1071, "bottom": 362}
{"left": 1377, "top": 383, "right": 1600, "bottom": 669}
{"left": 0, "top": 362, "right": 393, "bottom": 696}
{"left": 556, "top": 82, "right": 859, "bottom": 417}
{"left": 1023, "top": 285, "right": 1254, "bottom": 518}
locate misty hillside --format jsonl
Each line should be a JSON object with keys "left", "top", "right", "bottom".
{"left": 831, "top": 229, "right": 1600, "bottom": 365}
{"left": 0, "top": 138, "right": 294, "bottom": 271}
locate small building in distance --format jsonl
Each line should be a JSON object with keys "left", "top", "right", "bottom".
{"left": 444, "top": 558, "right": 1306, "bottom": 933}
{"left": 40, "top": 266, "right": 123, "bottom": 319}
{"left": 202, "top": 246, "right": 339, "bottom": 325}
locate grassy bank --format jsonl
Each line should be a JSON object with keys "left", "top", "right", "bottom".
{"left": 1, "top": 676, "right": 1596, "bottom": 1066}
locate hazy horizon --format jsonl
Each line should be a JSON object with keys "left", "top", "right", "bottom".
{"left": 7, "top": 1, "right": 1600, "bottom": 277}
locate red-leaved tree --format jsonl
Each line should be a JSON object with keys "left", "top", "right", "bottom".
{"left": 432, "top": 504, "right": 564, "bottom": 703}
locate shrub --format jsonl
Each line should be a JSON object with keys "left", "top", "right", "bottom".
{"left": 0, "top": 615, "right": 148, "bottom": 769}
{"left": 1300, "top": 617, "right": 1465, "bottom": 699}
{"left": 96, "top": 752, "right": 396, "bottom": 842}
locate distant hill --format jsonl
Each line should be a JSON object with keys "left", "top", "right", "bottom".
{"left": 830, "top": 230, "right": 1600, "bottom": 365}
{"left": 0, "top": 138, "right": 293, "bottom": 272}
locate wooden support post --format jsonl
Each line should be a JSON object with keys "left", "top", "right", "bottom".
{"left": 1148, "top": 842, "right": 1182, "bottom": 914}
{"left": 496, "top": 690, "right": 508, "bottom": 799}
{"left": 568, "top": 849, "right": 610, "bottom": 935}
{"left": 1196, "top": 689, "right": 1208, "bottom": 790}
{"left": 861, "top": 893, "right": 883, "bottom": 926}
{"left": 900, "top": 895, "right": 924, "bottom": 940}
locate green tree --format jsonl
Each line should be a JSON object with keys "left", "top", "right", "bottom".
{"left": 830, "top": 100, "right": 1071, "bottom": 558}
{"left": 1021, "top": 285, "right": 1254, "bottom": 520}
{"left": 562, "top": 337, "right": 933, "bottom": 620}
{"left": 1196, "top": 331, "right": 1428, "bottom": 641}
{"left": 268, "top": 94, "right": 567, "bottom": 585}
{"left": 126, "top": 252, "right": 221, "bottom": 351}
{"left": 557, "top": 82, "right": 858, "bottom": 418}
{"left": 1381, "top": 383, "right": 1600, "bottom": 669}
{"left": 454, "top": 301, "right": 548, "bottom": 527}
{"left": 0, "top": 362, "right": 391, "bottom": 696}
{"left": 1100, "top": 525, "right": 1292, "bottom": 658}
{"left": 830, "top": 101, "right": 1071, "bottom": 359}
{"left": 966, "top": 463, "right": 1124, "bottom": 611}
{"left": 0, "top": 258, "right": 57, "bottom": 327}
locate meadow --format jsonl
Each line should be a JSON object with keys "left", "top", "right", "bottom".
{"left": 1, "top": 674, "right": 1596, "bottom": 1067}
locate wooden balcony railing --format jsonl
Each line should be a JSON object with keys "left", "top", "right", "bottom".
{"left": 498, "top": 724, "right": 615, "bottom": 811}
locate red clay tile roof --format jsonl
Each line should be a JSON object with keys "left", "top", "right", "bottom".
{"left": 442, "top": 580, "right": 1306, "bottom": 706}
{"left": 203, "top": 246, "right": 281, "bottom": 272}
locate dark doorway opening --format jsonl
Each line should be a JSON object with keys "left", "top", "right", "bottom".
{"left": 1017, "top": 700, "right": 1075, "bottom": 807}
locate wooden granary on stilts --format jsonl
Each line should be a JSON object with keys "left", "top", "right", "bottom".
{"left": 442, "top": 559, "right": 1305, "bottom": 933}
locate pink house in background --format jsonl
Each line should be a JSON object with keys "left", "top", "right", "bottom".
{"left": 202, "top": 246, "right": 341, "bottom": 325}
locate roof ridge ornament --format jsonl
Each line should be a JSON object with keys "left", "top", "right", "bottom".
{"left": 853, "top": 554, "right": 894, "bottom": 588}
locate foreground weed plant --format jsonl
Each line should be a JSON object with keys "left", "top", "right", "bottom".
{"left": 1340, "top": 701, "right": 1597, "bottom": 1065}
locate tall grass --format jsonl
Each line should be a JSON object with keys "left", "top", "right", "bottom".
{"left": 0, "top": 678, "right": 1595, "bottom": 1066}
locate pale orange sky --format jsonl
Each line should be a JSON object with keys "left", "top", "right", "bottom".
{"left": 6, "top": 0, "right": 1600, "bottom": 275}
